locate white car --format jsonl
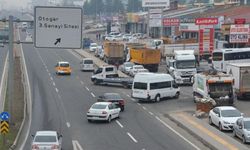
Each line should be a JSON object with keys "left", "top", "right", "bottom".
{"left": 122, "top": 34, "right": 132, "bottom": 41}
{"left": 89, "top": 43, "right": 98, "bottom": 52}
{"left": 31, "top": 131, "right": 62, "bottom": 150}
{"left": 119, "top": 62, "right": 134, "bottom": 74}
{"left": 209, "top": 106, "right": 243, "bottom": 131}
{"left": 112, "top": 35, "right": 123, "bottom": 41}
{"left": 87, "top": 102, "right": 121, "bottom": 123}
{"left": 81, "top": 58, "right": 94, "bottom": 71}
{"left": 105, "top": 35, "right": 114, "bottom": 41}
{"left": 0, "top": 43, "right": 4, "bottom": 47}
{"left": 129, "top": 65, "right": 149, "bottom": 77}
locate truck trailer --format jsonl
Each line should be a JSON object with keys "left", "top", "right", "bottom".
{"left": 227, "top": 63, "right": 250, "bottom": 99}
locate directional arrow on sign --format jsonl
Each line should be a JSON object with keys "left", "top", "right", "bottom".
{"left": 1, "top": 121, "right": 9, "bottom": 135}
{"left": 54, "top": 38, "right": 61, "bottom": 45}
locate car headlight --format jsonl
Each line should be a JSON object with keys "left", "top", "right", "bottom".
{"left": 223, "top": 121, "right": 230, "bottom": 124}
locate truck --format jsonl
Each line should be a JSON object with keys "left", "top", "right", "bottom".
{"left": 91, "top": 65, "right": 133, "bottom": 88}
{"left": 103, "top": 41, "right": 124, "bottom": 66}
{"left": 193, "top": 70, "right": 234, "bottom": 106}
{"left": 226, "top": 63, "right": 250, "bottom": 99}
{"left": 166, "top": 50, "right": 197, "bottom": 84}
{"left": 127, "top": 47, "right": 161, "bottom": 72}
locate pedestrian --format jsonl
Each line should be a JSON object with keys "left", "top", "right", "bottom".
{"left": 96, "top": 33, "right": 98, "bottom": 41}
{"left": 98, "top": 33, "right": 101, "bottom": 41}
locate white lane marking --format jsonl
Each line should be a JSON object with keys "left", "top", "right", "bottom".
{"left": 80, "top": 81, "right": 84, "bottom": 85}
{"left": 116, "top": 120, "right": 124, "bottom": 128}
{"left": 127, "top": 132, "right": 138, "bottom": 143}
{"left": 85, "top": 87, "right": 90, "bottom": 91}
{"left": 148, "top": 112, "right": 154, "bottom": 116}
{"left": 50, "top": 77, "right": 53, "bottom": 81}
{"left": 91, "top": 92, "right": 96, "bottom": 98}
{"left": 55, "top": 88, "right": 59, "bottom": 93}
{"left": 46, "top": 69, "right": 49, "bottom": 73}
{"left": 66, "top": 122, "right": 71, "bottom": 128}
{"left": 137, "top": 103, "right": 141, "bottom": 106}
{"left": 142, "top": 106, "right": 147, "bottom": 110}
{"left": 155, "top": 116, "right": 201, "bottom": 150}
{"left": 72, "top": 140, "right": 84, "bottom": 150}
{"left": 142, "top": 149, "right": 146, "bottom": 150}
{"left": 48, "top": 72, "right": 51, "bottom": 76}
{"left": 131, "top": 98, "right": 136, "bottom": 102}
{"left": 126, "top": 94, "right": 131, "bottom": 97}
{"left": 52, "top": 82, "right": 56, "bottom": 86}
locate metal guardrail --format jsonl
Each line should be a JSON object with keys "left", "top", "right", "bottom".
{"left": 0, "top": 52, "right": 9, "bottom": 112}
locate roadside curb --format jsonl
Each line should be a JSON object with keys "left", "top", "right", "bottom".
{"left": 165, "top": 113, "right": 218, "bottom": 150}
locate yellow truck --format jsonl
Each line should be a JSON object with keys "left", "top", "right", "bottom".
{"left": 103, "top": 41, "right": 124, "bottom": 65}
{"left": 128, "top": 47, "right": 161, "bottom": 72}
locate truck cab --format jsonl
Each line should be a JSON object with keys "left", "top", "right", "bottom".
{"left": 91, "top": 65, "right": 118, "bottom": 84}
{"left": 166, "top": 50, "right": 197, "bottom": 84}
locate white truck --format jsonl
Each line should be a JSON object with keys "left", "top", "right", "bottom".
{"left": 193, "top": 70, "right": 234, "bottom": 106}
{"left": 166, "top": 50, "right": 197, "bottom": 84}
{"left": 91, "top": 65, "right": 133, "bottom": 88}
{"left": 226, "top": 63, "right": 250, "bottom": 99}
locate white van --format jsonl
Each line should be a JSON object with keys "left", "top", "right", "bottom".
{"left": 132, "top": 73, "right": 180, "bottom": 102}
{"left": 81, "top": 58, "right": 94, "bottom": 71}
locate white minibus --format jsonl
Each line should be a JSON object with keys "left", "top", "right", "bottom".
{"left": 132, "top": 73, "right": 180, "bottom": 102}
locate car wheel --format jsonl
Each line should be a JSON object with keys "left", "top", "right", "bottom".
{"left": 155, "top": 95, "right": 160, "bottom": 102}
{"left": 107, "top": 115, "right": 111, "bottom": 123}
{"left": 208, "top": 117, "right": 213, "bottom": 125}
{"left": 174, "top": 92, "right": 180, "bottom": 98}
{"left": 232, "top": 129, "right": 236, "bottom": 137}
{"left": 87, "top": 119, "right": 91, "bottom": 123}
{"left": 219, "top": 122, "right": 223, "bottom": 131}
{"left": 93, "top": 79, "right": 98, "bottom": 85}
{"left": 242, "top": 136, "right": 246, "bottom": 144}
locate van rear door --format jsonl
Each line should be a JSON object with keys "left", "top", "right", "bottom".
{"left": 132, "top": 82, "right": 148, "bottom": 99}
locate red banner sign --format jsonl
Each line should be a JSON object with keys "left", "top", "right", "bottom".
{"left": 195, "top": 18, "right": 218, "bottom": 25}
{"left": 234, "top": 18, "right": 246, "bottom": 24}
{"left": 163, "top": 18, "right": 180, "bottom": 26}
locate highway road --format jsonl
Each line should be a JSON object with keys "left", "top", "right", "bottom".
{"left": 19, "top": 28, "right": 210, "bottom": 149}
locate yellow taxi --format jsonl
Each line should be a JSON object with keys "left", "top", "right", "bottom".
{"left": 55, "top": 61, "right": 71, "bottom": 75}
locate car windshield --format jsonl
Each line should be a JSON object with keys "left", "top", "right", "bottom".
{"left": 34, "top": 135, "right": 57, "bottom": 142}
{"left": 125, "top": 63, "right": 133, "bottom": 67}
{"left": 135, "top": 66, "right": 143, "bottom": 69}
{"left": 91, "top": 104, "right": 107, "bottom": 109}
{"left": 90, "top": 43, "right": 97, "bottom": 47}
{"left": 84, "top": 60, "right": 93, "bottom": 64}
{"left": 221, "top": 109, "right": 241, "bottom": 117}
{"left": 60, "top": 63, "right": 69, "bottom": 67}
{"left": 104, "top": 94, "right": 122, "bottom": 100}
{"left": 176, "top": 60, "right": 196, "bottom": 69}
{"left": 244, "top": 121, "right": 250, "bottom": 129}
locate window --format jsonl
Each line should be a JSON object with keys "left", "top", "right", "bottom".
{"left": 108, "top": 104, "right": 113, "bottom": 110}
{"left": 150, "top": 81, "right": 171, "bottom": 90}
{"left": 83, "top": 60, "right": 93, "bottom": 64}
{"left": 133, "top": 82, "right": 147, "bottom": 90}
{"left": 105, "top": 67, "right": 114, "bottom": 72}
{"left": 94, "top": 68, "right": 103, "bottom": 74}
{"left": 224, "top": 51, "right": 250, "bottom": 61}
{"left": 35, "top": 135, "right": 57, "bottom": 142}
{"left": 91, "top": 104, "right": 107, "bottom": 109}
{"left": 60, "top": 63, "right": 69, "bottom": 67}
{"left": 212, "top": 52, "right": 223, "bottom": 61}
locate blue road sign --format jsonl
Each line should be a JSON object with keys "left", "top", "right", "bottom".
{"left": 0, "top": 112, "right": 10, "bottom": 121}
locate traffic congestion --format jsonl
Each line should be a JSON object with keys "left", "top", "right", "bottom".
{"left": 1, "top": 1, "right": 250, "bottom": 150}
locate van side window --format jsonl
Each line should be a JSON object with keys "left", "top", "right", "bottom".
{"left": 150, "top": 81, "right": 171, "bottom": 90}
{"left": 134, "top": 82, "right": 147, "bottom": 90}
{"left": 105, "top": 67, "right": 114, "bottom": 72}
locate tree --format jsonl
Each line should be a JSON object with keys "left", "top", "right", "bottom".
{"left": 127, "top": 0, "right": 142, "bottom": 12}
{"left": 112, "top": 0, "right": 124, "bottom": 13}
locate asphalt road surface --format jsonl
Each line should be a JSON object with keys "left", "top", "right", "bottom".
{"left": 19, "top": 28, "right": 211, "bottom": 150}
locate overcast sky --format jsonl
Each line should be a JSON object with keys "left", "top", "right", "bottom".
{"left": 0, "top": 0, "right": 31, "bottom": 10}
